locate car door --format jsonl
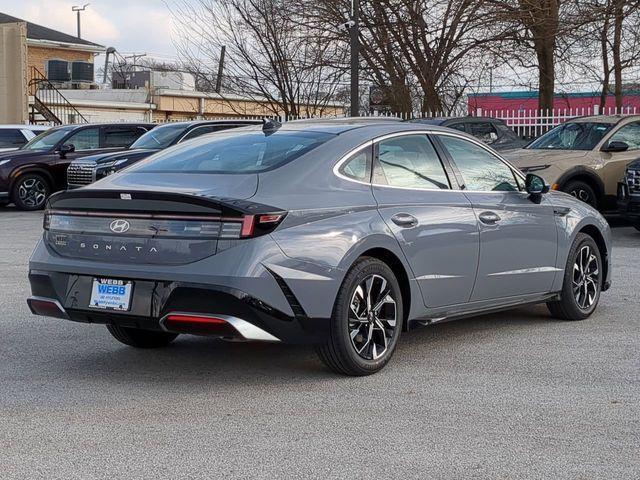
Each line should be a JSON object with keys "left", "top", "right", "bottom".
{"left": 435, "top": 133, "right": 558, "bottom": 301}
{"left": 372, "top": 132, "right": 480, "bottom": 308}
{"left": 599, "top": 120, "right": 640, "bottom": 197}
{"left": 49, "top": 127, "right": 102, "bottom": 187}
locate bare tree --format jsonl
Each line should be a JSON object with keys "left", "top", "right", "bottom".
{"left": 170, "top": 0, "right": 347, "bottom": 117}
{"left": 303, "top": 0, "right": 510, "bottom": 115}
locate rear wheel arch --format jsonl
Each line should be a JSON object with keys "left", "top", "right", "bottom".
{"left": 358, "top": 247, "right": 411, "bottom": 329}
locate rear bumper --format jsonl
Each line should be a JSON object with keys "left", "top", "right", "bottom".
{"left": 617, "top": 182, "right": 640, "bottom": 223}
{"left": 28, "top": 270, "right": 330, "bottom": 344}
{"left": 0, "top": 191, "right": 8, "bottom": 202}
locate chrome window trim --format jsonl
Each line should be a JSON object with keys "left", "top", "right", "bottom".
{"left": 333, "top": 129, "right": 526, "bottom": 194}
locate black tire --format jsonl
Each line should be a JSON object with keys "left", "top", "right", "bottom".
{"left": 12, "top": 173, "right": 50, "bottom": 211}
{"left": 561, "top": 180, "right": 598, "bottom": 209}
{"left": 106, "top": 324, "right": 178, "bottom": 348}
{"left": 547, "top": 233, "right": 602, "bottom": 321}
{"left": 316, "top": 257, "right": 403, "bottom": 376}
{"left": 634, "top": 224, "right": 640, "bottom": 233}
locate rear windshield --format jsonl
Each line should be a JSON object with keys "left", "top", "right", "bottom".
{"left": 528, "top": 122, "right": 614, "bottom": 151}
{"left": 130, "top": 130, "right": 334, "bottom": 174}
{"left": 131, "top": 124, "right": 187, "bottom": 149}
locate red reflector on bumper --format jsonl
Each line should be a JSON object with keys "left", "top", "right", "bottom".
{"left": 27, "top": 297, "right": 69, "bottom": 319}
{"left": 163, "top": 314, "right": 237, "bottom": 337}
{"left": 165, "top": 314, "right": 228, "bottom": 325}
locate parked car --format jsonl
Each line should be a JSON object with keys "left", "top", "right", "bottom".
{"left": 0, "top": 125, "right": 50, "bottom": 152}
{"left": 504, "top": 115, "right": 640, "bottom": 210}
{"left": 0, "top": 123, "right": 154, "bottom": 210}
{"left": 409, "top": 116, "right": 527, "bottom": 151}
{"left": 67, "top": 120, "right": 263, "bottom": 188}
{"left": 617, "top": 158, "right": 640, "bottom": 231}
{"left": 28, "top": 120, "right": 611, "bottom": 375}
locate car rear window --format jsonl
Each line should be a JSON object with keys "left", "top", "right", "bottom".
{"left": 131, "top": 130, "right": 334, "bottom": 174}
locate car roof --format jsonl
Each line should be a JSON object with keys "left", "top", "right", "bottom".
{"left": 569, "top": 114, "right": 640, "bottom": 124}
{"left": 0, "top": 124, "right": 49, "bottom": 130}
{"left": 241, "top": 119, "right": 474, "bottom": 138}
{"left": 153, "top": 119, "right": 263, "bottom": 129}
{"left": 409, "top": 116, "right": 506, "bottom": 125}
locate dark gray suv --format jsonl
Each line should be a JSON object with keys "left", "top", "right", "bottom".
{"left": 28, "top": 119, "right": 612, "bottom": 375}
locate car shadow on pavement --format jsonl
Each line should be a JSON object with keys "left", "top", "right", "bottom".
{"left": 47, "top": 304, "right": 561, "bottom": 385}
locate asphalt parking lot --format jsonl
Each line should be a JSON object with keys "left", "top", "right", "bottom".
{"left": 0, "top": 207, "right": 638, "bottom": 479}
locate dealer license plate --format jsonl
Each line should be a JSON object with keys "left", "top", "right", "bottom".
{"left": 89, "top": 278, "right": 133, "bottom": 311}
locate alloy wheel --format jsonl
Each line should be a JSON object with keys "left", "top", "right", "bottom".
{"left": 18, "top": 178, "right": 47, "bottom": 208}
{"left": 573, "top": 245, "right": 600, "bottom": 310}
{"left": 348, "top": 274, "right": 397, "bottom": 360}
{"left": 570, "top": 188, "right": 591, "bottom": 204}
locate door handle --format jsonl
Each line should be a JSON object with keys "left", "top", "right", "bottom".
{"left": 391, "top": 213, "right": 419, "bottom": 228}
{"left": 478, "top": 211, "right": 501, "bottom": 225}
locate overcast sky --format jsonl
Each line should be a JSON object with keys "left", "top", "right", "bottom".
{"left": 0, "top": 0, "right": 178, "bottom": 60}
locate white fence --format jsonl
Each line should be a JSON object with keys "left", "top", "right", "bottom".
{"left": 471, "top": 105, "right": 639, "bottom": 139}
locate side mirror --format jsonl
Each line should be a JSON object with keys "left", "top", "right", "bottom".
{"left": 58, "top": 144, "right": 75, "bottom": 158}
{"left": 602, "top": 141, "right": 629, "bottom": 153}
{"left": 525, "top": 173, "right": 550, "bottom": 197}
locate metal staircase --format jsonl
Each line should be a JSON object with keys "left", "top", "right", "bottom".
{"left": 28, "top": 67, "right": 88, "bottom": 125}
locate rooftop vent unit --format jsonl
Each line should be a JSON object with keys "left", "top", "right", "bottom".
{"left": 71, "top": 61, "right": 94, "bottom": 83}
{"left": 46, "top": 60, "right": 71, "bottom": 82}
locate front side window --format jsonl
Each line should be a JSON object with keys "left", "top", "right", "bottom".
{"left": 528, "top": 122, "right": 613, "bottom": 151}
{"left": 65, "top": 128, "right": 100, "bottom": 151}
{"left": 0, "top": 129, "right": 26, "bottom": 148}
{"left": 439, "top": 135, "right": 520, "bottom": 192}
{"left": 104, "top": 127, "right": 146, "bottom": 148}
{"left": 131, "top": 130, "right": 334, "bottom": 174}
{"left": 22, "top": 128, "right": 73, "bottom": 151}
{"left": 607, "top": 122, "right": 640, "bottom": 150}
{"left": 374, "top": 135, "right": 450, "bottom": 190}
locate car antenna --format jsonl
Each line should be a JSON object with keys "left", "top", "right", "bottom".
{"left": 262, "top": 118, "right": 282, "bottom": 135}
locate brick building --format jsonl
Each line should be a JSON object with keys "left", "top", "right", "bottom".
{"left": 0, "top": 12, "right": 104, "bottom": 124}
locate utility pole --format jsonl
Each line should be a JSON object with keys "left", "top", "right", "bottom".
{"left": 72, "top": 4, "right": 89, "bottom": 39}
{"left": 350, "top": 0, "right": 360, "bottom": 117}
{"left": 215, "top": 46, "right": 226, "bottom": 93}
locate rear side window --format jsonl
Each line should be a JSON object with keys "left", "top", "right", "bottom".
{"left": 0, "top": 129, "right": 26, "bottom": 148}
{"left": 103, "top": 127, "right": 146, "bottom": 148}
{"left": 469, "top": 122, "right": 498, "bottom": 144}
{"left": 374, "top": 135, "right": 450, "bottom": 190}
{"left": 339, "top": 148, "right": 371, "bottom": 182}
{"left": 132, "top": 130, "right": 334, "bottom": 174}
{"left": 439, "top": 135, "right": 520, "bottom": 192}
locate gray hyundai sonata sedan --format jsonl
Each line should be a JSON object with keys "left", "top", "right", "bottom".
{"left": 28, "top": 119, "right": 612, "bottom": 375}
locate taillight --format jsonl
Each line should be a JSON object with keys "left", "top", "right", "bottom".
{"left": 237, "top": 213, "right": 287, "bottom": 238}
{"left": 43, "top": 210, "right": 286, "bottom": 239}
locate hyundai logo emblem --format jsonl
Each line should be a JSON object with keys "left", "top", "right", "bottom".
{"left": 109, "top": 219, "right": 131, "bottom": 234}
